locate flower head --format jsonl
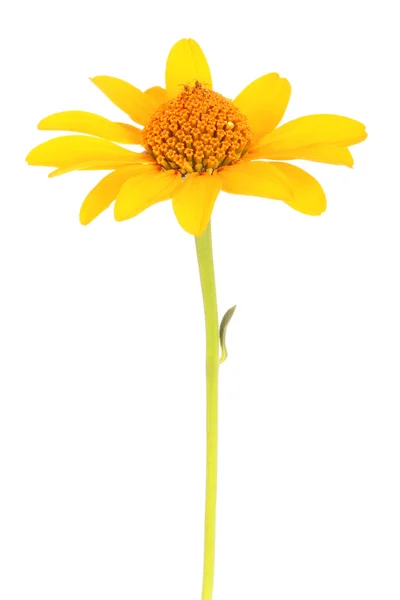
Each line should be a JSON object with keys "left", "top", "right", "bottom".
{"left": 26, "top": 38, "right": 367, "bottom": 235}
{"left": 143, "top": 83, "right": 253, "bottom": 175}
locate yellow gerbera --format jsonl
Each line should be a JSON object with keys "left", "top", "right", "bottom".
{"left": 26, "top": 38, "right": 367, "bottom": 235}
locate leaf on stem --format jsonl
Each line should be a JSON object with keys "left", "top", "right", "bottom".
{"left": 219, "top": 305, "right": 237, "bottom": 364}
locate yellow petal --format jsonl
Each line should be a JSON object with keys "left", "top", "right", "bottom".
{"left": 233, "top": 73, "right": 291, "bottom": 139}
{"left": 172, "top": 173, "right": 222, "bottom": 236}
{"left": 249, "top": 143, "right": 354, "bottom": 167}
{"left": 145, "top": 86, "right": 168, "bottom": 107}
{"left": 90, "top": 76, "right": 159, "bottom": 126}
{"left": 165, "top": 39, "right": 212, "bottom": 100}
{"left": 217, "top": 161, "right": 293, "bottom": 202}
{"left": 217, "top": 161, "right": 325, "bottom": 216}
{"left": 256, "top": 114, "right": 367, "bottom": 150}
{"left": 114, "top": 167, "right": 182, "bottom": 221}
{"left": 49, "top": 156, "right": 153, "bottom": 178}
{"left": 26, "top": 135, "right": 142, "bottom": 168}
{"left": 80, "top": 165, "right": 152, "bottom": 225}
{"left": 38, "top": 111, "right": 142, "bottom": 144}
{"left": 269, "top": 162, "right": 326, "bottom": 216}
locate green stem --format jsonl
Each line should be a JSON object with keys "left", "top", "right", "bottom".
{"left": 195, "top": 221, "right": 220, "bottom": 600}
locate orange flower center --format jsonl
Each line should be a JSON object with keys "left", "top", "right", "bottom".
{"left": 142, "top": 82, "right": 253, "bottom": 176}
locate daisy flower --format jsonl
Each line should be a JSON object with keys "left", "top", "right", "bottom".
{"left": 26, "top": 39, "right": 367, "bottom": 600}
{"left": 26, "top": 38, "right": 367, "bottom": 235}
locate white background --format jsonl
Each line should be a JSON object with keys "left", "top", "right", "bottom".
{"left": 1, "top": 1, "right": 399, "bottom": 599}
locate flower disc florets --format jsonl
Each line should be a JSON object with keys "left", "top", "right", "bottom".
{"left": 143, "top": 82, "right": 253, "bottom": 176}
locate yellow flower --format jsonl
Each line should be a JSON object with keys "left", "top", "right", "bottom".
{"left": 26, "top": 38, "right": 367, "bottom": 236}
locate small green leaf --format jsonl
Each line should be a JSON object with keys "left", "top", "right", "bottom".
{"left": 219, "top": 305, "right": 236, "bottom": 364}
